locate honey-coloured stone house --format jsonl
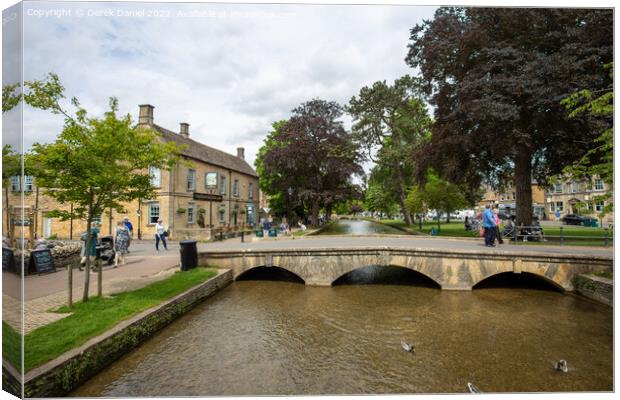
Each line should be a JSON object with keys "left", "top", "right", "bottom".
{"left": 3, "top": 104, "right": 259, "bottom": 242}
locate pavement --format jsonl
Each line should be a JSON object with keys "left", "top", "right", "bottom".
{"left": 2, "top": 233, "right": 613, "bottom": 333}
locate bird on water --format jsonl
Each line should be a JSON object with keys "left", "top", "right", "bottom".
{"left": 555, "top": 360, "right": 568, "bottom": 373}
{"left": 467, "top": 382, "right": 481, "bottom": 393}
{"left": 401, "top": 341, "right": 414, "bottom": 353}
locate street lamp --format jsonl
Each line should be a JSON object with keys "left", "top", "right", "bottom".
{"left": 287, "top": 187, "right": 293, "bottom": 222}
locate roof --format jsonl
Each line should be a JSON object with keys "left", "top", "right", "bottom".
{"left": 152, "top": 124, "right": 258, "bottom": 178}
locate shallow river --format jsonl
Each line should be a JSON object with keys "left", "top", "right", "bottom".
{"left": 315, "top": 219, "right": 408, "bottom": 235}
{"left": 72, "top": 276, "right": 612, "bottom": 396}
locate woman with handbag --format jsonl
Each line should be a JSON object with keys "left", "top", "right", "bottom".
{"left": 154, "top": 218, "right": 168, "bottom": 252}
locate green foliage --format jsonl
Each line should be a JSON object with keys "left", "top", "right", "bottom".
{"left": 2, "top": 82, "right": 21, "bottom": 113}
{"left": 364, "top": 179, "right": 399, "bottom": 217}
{"left": 561, "top": 63, "right": 613, "bottom": 218}
{"left": 23, "top": 267, "right": 217, "bottom": 372}
{"left": 176, "top": 208, "right": 187, "bottom": 214}
{"left": 348, "top": 75, "right": 432, "bottom": 224}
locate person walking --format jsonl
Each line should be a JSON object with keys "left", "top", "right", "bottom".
{"left": 79, "top": 222, "right": 100, "bottom": 271}
{"left": 493, "top": 208, "right": 503, "bottom": 245}
{"left": 482, "top": 205, "right": 497, "bottom": 247}
{"left": 114, "top": 221, "right": 130, "bottom": 267}
{"left": 123, "top": 217, "right": 133, "bottom": 252}
{"left": 155, "top": 218, "right": 168, "bottom": 252}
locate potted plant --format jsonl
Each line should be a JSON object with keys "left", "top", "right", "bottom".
{"left": 198, "top": 208, "right": 206, "bottom": 214}
{"left": 176, "top": 207, "right": 187, "bottom": 214}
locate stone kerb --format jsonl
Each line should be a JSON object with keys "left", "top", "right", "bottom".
{"left": 199, "top": 247, "right": 613, "bottom": 291}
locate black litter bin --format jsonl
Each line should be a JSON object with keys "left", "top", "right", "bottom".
{"left": 179, "top": 240, "right": 198, "bottom": 271}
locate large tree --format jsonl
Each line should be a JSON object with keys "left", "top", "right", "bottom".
{"left": 347, "top": 75, "right": 432, "bottom": 225}
{"left": 406, "top": 8, "right": 613, "bottom": 225}
{"left": 257, "top": 99, "right": 363, "bottom": 226}
{"left": 28, "top": 75, "right": 181, "bottom": 302}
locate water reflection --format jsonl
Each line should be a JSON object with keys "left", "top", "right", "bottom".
{"left": 316, "top": 219, "right": 408, "bottom": 235}
{"left": 72, "top": 281, "right": 612, "bottom": 396}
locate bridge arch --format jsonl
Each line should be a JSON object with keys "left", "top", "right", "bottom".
{"left": 236, "top": 266, "right": 305, "bottom": 284}
{"left": 331, "top": 264, "right": 442, "bottom": 288}
{"left": 472, "top": 271, "right": 565, "bottom": 291}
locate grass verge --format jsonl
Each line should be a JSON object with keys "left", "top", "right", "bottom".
{"left": 22, "top": 267, "right": 217, "bottom": 372}
{"left": 2, "top": 321, "right": 22, "bottom": 373}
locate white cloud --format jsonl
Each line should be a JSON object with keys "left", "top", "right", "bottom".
{"left": 7, "top": 1, "right": 438, "bottom": 167}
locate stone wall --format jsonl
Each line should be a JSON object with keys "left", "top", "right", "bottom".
{"left": 572, "top": 274, "right": 613, "bottom": 306}
{"left": 20, "top": 269, "right": 233, "bottom": 397}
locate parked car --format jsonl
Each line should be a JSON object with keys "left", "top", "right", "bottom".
{"left": 561, "top": 214, "right": 586, "bottom": 225}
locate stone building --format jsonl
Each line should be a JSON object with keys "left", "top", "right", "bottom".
{"left": 476, "top": 182, "right": 546, "bottom": 219}
{"left": 2, "top": 104, "right": 259, "bottom": 242}
{"left": 543, "top": 176, "right": 613, "bottom": 224}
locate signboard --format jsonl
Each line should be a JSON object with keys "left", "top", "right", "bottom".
{"left": 205, "top": 172, "right": 218, "bottom": 189}
{"left": 29, "top": 249, "right": 55, "bottom": 274}
{"left": 13, "top": 217, "right": 32, "bottom": 226}
{"left": 193, "top": 192, "right": 223, "bottom": 202}
{"left": 2, "top": 248, "right": 15, "bottom": 273}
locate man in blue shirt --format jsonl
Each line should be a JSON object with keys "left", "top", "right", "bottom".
{"left": 482, "top": 205, "right": 497, "bottom": 247}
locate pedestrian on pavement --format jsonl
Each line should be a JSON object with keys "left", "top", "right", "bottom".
{"left": 262, "top": 218, "right": 271, "bottom": 237}
{"left": 123, "top": 217, "right": 133, "bottom": 251}
{"left": 114, "top": 221, "right": 130, "bottom": 267}
{"left": 482, "top": 205, "right": 497, "bottom": 247}
{"left": 155, "top": 218, "right": 168, "bottom": 252}
{"left": 493, "top": 208, "right": 503, "bottom": 245}
{"left": 80, "top": 222, "right": 100, "bottom": 270}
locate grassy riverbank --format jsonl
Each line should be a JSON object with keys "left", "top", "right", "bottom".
{"left": 14, "top": 267, "right": 217, "bottom": 372}
{"left": 372, "top": 219, "right": 613, "bottom": 246}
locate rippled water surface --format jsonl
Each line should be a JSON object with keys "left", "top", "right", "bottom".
{"left": 72, "top": 280, "right": 612, "bottom": 396}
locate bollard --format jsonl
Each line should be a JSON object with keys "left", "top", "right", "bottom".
{"left": 560, "top": 226, "right": 564, "bottom": 246}
{"left": 220, "top": 231, "right": 224, "bottom": 241}
{"left": 604, "top": 228, "right": 609, "bottom": 247}
{"left": 241, "top": 231, "right": 244, "bottom": 243}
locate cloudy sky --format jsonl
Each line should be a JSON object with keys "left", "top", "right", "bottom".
{"left": 2, "top": 0, "right": 440, "bottom": 169}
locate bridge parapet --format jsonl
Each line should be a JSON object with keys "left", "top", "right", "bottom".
{"left": 199, "top": 246, "right": 612, "bottom": 291}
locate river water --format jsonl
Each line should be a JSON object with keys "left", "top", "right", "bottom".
{"left": 315, "top": 219, "right": 408, "bottom": 235}
{"left": 72, "top": 278, "right": 612, "bottom": 396}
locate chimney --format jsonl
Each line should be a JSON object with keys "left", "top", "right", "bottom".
{"left": 180, "top": 122, "right": 190, "bottom": 137}
{"left": 237, "top": 147, "right": 245, "bottom": 160}
{"left": 138, "top": 104, "right": 154, "bottom": 126}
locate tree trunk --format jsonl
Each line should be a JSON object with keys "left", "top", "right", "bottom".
{"left": 83, "top": 212, "right": 93, "bottom": 303}
{"left": 311, "top": 201, "right": 320, "bottom": 227}
{"left": 395, "top": 166, "right": 413, "bottom": 225}
{"left": 5, "top": 187, "right": 10, "bottom": 239}
{"left": 437, "top": 211, "right": 441, "bottom": 232}
{"left": 325, "top": 203, "right": 332, "bottom": 222}
{"left": 514, "top": 144, "right": 533, "bottom": 227}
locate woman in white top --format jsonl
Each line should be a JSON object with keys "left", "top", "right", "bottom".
{"left": 155, "top": 219, "right": 168, "bottom": 251}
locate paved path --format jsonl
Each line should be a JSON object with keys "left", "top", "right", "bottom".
{"left": 2, "top": 234, "right": 612, "bottom": 333}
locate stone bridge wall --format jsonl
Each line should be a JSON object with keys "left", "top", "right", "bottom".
{"left": 199, "top": 247, "right": 613, "bottom": 291}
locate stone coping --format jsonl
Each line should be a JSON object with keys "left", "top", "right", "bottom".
{"left": 18, "top": 269, "right": 233, "bottom": 397}
{"left": 200, "top": 245, "right": 613, "bottom": 263}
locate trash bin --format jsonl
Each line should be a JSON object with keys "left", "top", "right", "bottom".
{"left": 179, "top": 240, "right": 198, "bottom": 271}
{"left": 591, "top": 219, "right": 599, "bottom": 227}
{"left": 255, "top": 229, "right": 264, "bottom": 238}
{"left": 268, "top": 228, "right": 278, "bottom": 237}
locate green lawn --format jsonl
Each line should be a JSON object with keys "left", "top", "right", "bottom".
{"left": 21, "top": 267, "right": 217, "bottom": 372}
{"left": 372, "top": 219, "right": 613, "bottom": 246}
{"left": 2, "top": 321, "right": 22, "bottom": 373}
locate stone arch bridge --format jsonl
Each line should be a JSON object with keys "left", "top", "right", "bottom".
{"left": 198, "top": 246, "right": 612, "bottom": 290}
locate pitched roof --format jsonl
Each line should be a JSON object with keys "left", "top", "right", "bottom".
{"left": 152, "top": 124, "right": 258, "bottom": 178}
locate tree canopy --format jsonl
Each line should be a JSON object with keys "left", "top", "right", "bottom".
{"left": 406, "top": 7, "right": 613, "bottom": 225}
{"left": 348, "top": 75, "right": 432, "bottom": 225}
{"left": 256, "top": 99, "right": 363, "bottom": 225}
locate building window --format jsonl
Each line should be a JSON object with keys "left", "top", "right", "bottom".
{"left": 248, "top": 182, "right": 254, "bottom": 199}
{"left": 553, "top": 183, "right": 563, "bottom": 194}
{"left": 511, "top": 192, "right": 515, "bottom": 200}
{"left": 570, "top": 182, "right": 578, "bottom": 193}
{"left": 555, "top": 201, "right": 564, "bottom": 212}
{"left": 220, "top": 176, "right": 227, "bottom": 195}
{"left": 219, "top": 206, "right": 226, "bottom": 224}
{"left": 233, "top": 179, "right": 239, "bottom": 197}
{"left": 148, "top": 203, "right": 160, "bottom": 224}
{"left": 187, "top": 169, "right": 196, "bottom": 191}
{"left": 596, "top": 201, "right": 605, "bottom": 212}
{"left": 549, "top": 202, "right": 555, "bottom": 212}
{"left": 149, "top": 166, "right": 161, "bottom": 188}
{"left": 10, "top": 176, "right": 20, "bottom": 191}
{"left": 594, "top": 179, "right": 604, "bottom": 191}
{"left": 23, "top": 176, "right": 33, "bottom": 192}
{"left": 188, "top": 204, "right": 195, "bottom": 224}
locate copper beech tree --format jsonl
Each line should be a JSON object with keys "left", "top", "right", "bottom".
{"left": 406, "top": 8, "right": 613, "bottom": 225}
